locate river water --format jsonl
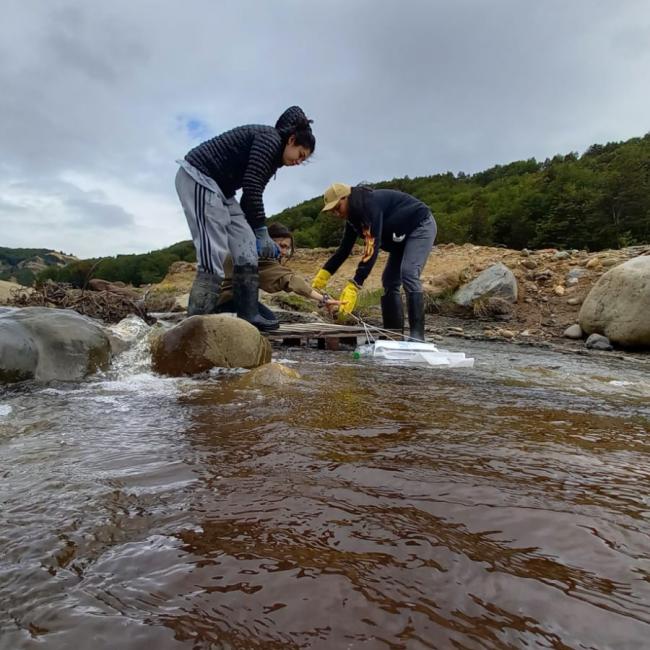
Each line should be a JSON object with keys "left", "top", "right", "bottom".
{"left": 1, "top": 329, "right": 649, "bottom": 649}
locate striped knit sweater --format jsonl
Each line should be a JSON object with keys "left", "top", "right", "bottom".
{"left": 184, "top": 107, "right": 307, "bottom": 229}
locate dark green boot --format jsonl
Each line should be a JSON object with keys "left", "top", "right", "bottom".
{"left": 187, "top": 271, "right": 221, "bottom": 316}
{"left": 405, "top": 291, "right": 425, "bottom": 342}
{"left": 232, "top": 264, "right": 279, "bottom": 332}
{"left": 381, "top": 291, "right": 404, "bottom": 335}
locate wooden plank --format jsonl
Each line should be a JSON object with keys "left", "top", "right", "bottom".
{"left": 324, "top": 337, "right": 340, "bottom": 351}
{"left": 267, "top": 320, "right": 382, "bottom": 349}
{"left": 268, "top": 322, "right": 368, "bottom": 340}
{"left": 273, "top": 326, "right": 365, "bottom": 336}
{"left": 274, "top": 322, "right": 364, "bottom": 332}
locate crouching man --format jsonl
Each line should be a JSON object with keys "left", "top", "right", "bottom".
{"left": 216, "top": 222, "right": 340, "bottom": 319}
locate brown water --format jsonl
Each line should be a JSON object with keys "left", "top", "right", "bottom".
{"left": 1, "top": 337, "right": 649, "bottom": 649}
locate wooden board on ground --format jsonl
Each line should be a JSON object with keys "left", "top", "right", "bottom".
{"left": 268, "top": 322, "right": 374, "bottom": 350}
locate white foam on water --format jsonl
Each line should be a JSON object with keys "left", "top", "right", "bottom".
{"left": 0, "top": 404, "right": 12, "bottom": 417}
{"left": 38, "top": 388, "right": 70, "bottom": 396}
{"left": 208, "top": 367, "right": 249, "bottom": 378}
{"left": 91, "top": 372, "right": 182, "bottom": 397}
{"left": 106, "top": 315, "right": 151, "bottom": 343}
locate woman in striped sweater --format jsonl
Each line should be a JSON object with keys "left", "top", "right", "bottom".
{"left": 175, "top": 106, "right": 315, "bottom": 331}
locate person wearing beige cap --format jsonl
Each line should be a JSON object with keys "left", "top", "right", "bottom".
{"left": 312, "top": 183, "right": 437, "bottom": 341}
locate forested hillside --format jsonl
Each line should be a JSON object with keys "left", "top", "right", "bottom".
{"left": 31, "top": 134, "right": 650, "bottom": 288}
{"left": 37, "top": 241, "right": 195, "bottom": 287}
{"left": 271, "top": 134, "right": 650, "bottom": 251}
{"left": 0, "top": 247, "right": 77, "bottom": 285}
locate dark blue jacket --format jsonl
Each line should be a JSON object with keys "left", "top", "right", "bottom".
{"left": 323, "top": 188, "right": 432, "bottom": 286}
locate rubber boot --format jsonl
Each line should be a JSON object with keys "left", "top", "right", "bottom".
{"left": 381, "top": 291, "right": 404, "bottom": 336}
{"left": 214, "top": 299, "right": 275, "bottom": 320}
{"left": 405, "top": 291, "right": 425, "bottom": 342}
{"left": 257, "top": 301, "right": 278, "bottom": 322}
{"left": 187, "top": 270, "right": 221, "bottom": 316}
{"left": 232, "top": 264, "right": 279, "bottom": 332}
{"left": 213, "top": 299, "right": 235, "bottom": 314}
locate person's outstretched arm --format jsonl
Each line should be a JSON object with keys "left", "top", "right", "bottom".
{"left": 337, "top": 204, "right": 383, "bottom": 319}
{"left": 241, "top": 132, "right": 282, "bottom": 258}
{"left": 311, "top": 224, "right": 357, "bottom": 291}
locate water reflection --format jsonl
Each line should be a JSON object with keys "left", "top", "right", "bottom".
{"left": 0, "top": 342, "right": 649, "bottom": 648}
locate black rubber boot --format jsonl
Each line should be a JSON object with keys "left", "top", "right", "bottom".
{"left": 257, "top": 301, "right": 278, "bottom": 322}
{"left": 214, "top": 299, "right": 274, "bottom": 319}
{"left": 232, "top": 264, "right": 279, "bottom": 332}
{"left": 381, "top": 291, "right": 404, "bottom": 335}
{"left": 405, "top": 291, "right": 425, "bottom": 342}
{"left": 187, "top": 271, "right": 221, "bottom": 316}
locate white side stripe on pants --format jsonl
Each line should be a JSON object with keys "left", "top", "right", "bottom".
{"left": 194, "top": 183, "right": 213, "bottom": 274}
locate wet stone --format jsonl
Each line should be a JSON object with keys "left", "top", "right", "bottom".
{"left": 563, "top": 324, "right": 583, "bottom": 339}
{"left": 585, "top": 333, "right": 613, "bottom": 351}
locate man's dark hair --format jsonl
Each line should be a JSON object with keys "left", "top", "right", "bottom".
{"left": 268, "top": 222, "right": 292, "bottom": 238}
{"left": 268, "top": 221, "right": 294, "bottom": 258}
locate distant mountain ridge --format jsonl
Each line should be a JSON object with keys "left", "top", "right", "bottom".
{"left": 0, "top": 248, "right": 77, "bottom": 286}
{"left": 37, "top": 241, "right": 196, "bottom": 288}
{"left": 11, "top": 133, "right": 650, "bottom": 288}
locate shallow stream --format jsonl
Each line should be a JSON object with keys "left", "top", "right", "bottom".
{"left": 1, "top": 333, "right": 649, "bottom": 649}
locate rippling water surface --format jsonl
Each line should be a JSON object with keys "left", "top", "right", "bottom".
{"left": 1, "top": 336, "right": 649, "bottom": 649}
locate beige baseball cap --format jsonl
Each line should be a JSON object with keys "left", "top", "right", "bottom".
{"left": 321, "top": 182, "right": 352, "bottom": 212}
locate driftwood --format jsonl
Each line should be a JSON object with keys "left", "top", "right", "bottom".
{"left": 9, "top": 281, "right": 155, "bottom": 324}
{"left": 87, "top": 278, "right": 141, "bottom": 300}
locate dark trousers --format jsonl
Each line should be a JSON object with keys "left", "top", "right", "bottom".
{"left": 381, "top": 215, "right": 436, "bottom": 294}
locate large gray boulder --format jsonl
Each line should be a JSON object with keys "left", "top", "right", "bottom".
{"left": 453, "top": 263, "right": 518, "bottom": 307}
{"left": 0, "top": 307, "right": 111, "bottom": 383}
{"left": 579, "top": 256, "right": 650, "bottom": 348}
{"left": 151, "top": 314, "right": 271, "bottom": 376}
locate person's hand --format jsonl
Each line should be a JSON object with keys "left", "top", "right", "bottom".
{"left": 254, "top": 227, "right": 280, "bottom": 259}
{"left": 311, "top": 268, "right": 331, "bottom": 290}
{"left": 337, "top": 281, "right": 359, "bottom": 321}
{"left": 318, "top": 295, "right": 342, "bottom": 316}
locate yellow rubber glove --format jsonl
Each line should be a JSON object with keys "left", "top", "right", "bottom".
{"left": 311, "top": 268, "right": 331, "bottom": 291}
{"left": 337, "top": 281, "right": 359, "bottom": 321}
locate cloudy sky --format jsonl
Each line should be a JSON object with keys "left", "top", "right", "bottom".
{"left": 1, "top": 0, "right": 649, "bottom": 258}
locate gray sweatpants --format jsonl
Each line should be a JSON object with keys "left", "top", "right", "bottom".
{"left": 174, "top": 162, "right": 257, "bottom": 279}
{"left": 382, "top": 214, "right": 437, "bottom": 293}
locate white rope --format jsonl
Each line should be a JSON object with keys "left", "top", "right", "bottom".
{"left": 347, "top": 313, "right": 423, "bottom": 343}
{"left": 360, "top": 315, "right": 375, "bottom": 343}
{"left": 350, "top": 312, "right": 374, "bottom": 343}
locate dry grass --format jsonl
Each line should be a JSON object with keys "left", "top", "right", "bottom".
{"left": 472, "top": 296, "right": 513, "bottom": 319}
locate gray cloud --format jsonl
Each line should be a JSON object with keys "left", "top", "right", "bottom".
{"left": 62, "top": 197, "right": 135, "bottom": 228}
{"left": 46, "top": 7, "right": 119, "bottom": 84}
{"left": 0, "top": 197, "right": 27, "bottom": 215}
{"left": 1, "top": 0, "right": 649, "bottom": 257}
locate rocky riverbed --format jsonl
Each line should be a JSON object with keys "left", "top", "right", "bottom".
{"left": 147, "top": 243, "right": 650, "bottom": 351}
